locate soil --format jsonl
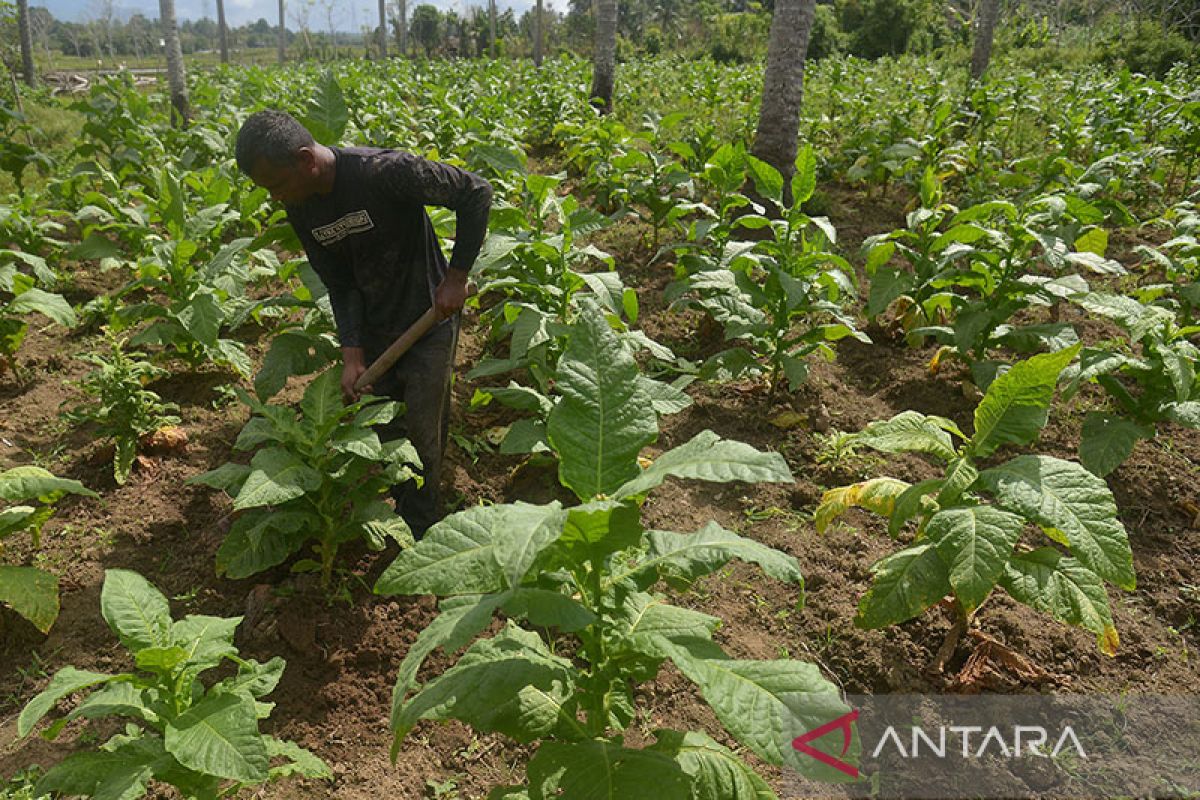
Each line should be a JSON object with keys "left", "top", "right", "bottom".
{"left": 1, "top": 183, "right": 1197, "bottom": 800}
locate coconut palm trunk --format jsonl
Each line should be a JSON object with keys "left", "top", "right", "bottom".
{"left": 398, "top": 0, "right": 408, "bottom": 56}
{"left": 589, "top": 0, "right": 617, "bottom": 113}
{"left": 750, "top": 0, "right": 816, "bottom": 207}
{"left": 533, "top": 0, "right": 543, "bottom": 66}
{"left": 278, "top": 0, "right": 287, "bottom": 63}
{"left": 17, "top": 0, "right": 35, "bottom": 86}
{"left": 217, "top": 0, "right": 229, "bottom": 63}
{"left": 159, "top": 0, "right": 190, "bottom": 126}
{"left": 489, "top": 0, "right": 496, "bottom": 57}
{"left": 970, "top": 0, "right": 1001, "bottom": 80}
{"left": 377, "top": 0, "right": 388, "bottom": 57}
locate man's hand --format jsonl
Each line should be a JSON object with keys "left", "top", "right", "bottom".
{"left": 341, "top": 346, "right": 370, "bottom": 403}
{"left": 433, "top": 267, "right": 470, "bottom": 320}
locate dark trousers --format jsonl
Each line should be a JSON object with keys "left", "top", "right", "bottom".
{"left": 367, "top": 318, "right": 458, "bottom": 538}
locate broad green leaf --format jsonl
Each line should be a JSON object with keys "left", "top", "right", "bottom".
{"left": 621, "top": 522, "right": 802, "bottom": 589}
{"left": 9, "top": 288, "right": 76, "bottom": 326}
{"left": 970, "top": 346, "right": 1079, "bottom": 457}
{"left": 500, "top": 588, "right": 596, "bottom": 632}
{"left": 814, "top": 478, "right": 911, "bottom": 533}
{"left": 924, "top": 506, "right": 1024, "bottom": 612}
{"left": 389, "top": 594, "right": 506, "bottom": 745}
{"left": 135, "top": 646, "right": 189, "bottom": 673}
{"left": 866, "top": 266, "right": 912, "bottom": 318}
{"left": 330, "top": 426, "right": 383, "bottom": 460}
{"left": 491, "top": 502, "right": 569, "bottom": 588}
{"left": 171, "top": 614, "right": 242, "bottom": 668}
{"left": 648, "top": 730, "right": 775, "bottom": 800}
{"left": 658, "top": 641, "right": 841, "bottom": 769}
{"left": 178, "top": 291, "right": 222, "bottom": 346}
{"left": 302, "top": 70, "right": 349, "bottom": 145}
{"left": 165, "top": 691, "right": 269, "bottom": 783}
{"left": 0, "top": 466, "right": 96, "bottom": 502}
{"left": 18, "top": 666, "right": 115, "bottom": 737}
{"left": 745, "top": 156, "right": 783, "bottom": 206}
{"left": 556, "top": 501, "right": 644, "bottom": 565}
{"left": 0, "top": 565, "right": 58, "bottom": 632}
{"left": 216, "top": 510, "right": 310, "bottom": 579}
{"left": 856, "top": 542, "right": 951, "bottom": 629}
{"left": 791, "top": 145, "right": 817, "bottom": 206}
{"left": 1001, "top": 548, "right": 1119, "bottom": 655}
{"left": 300, "top": 369, "right": 344, "bottom": 428}
{"left": 1160, "top": 345, "right": 1195, "bottom": 403}
{"left": 375, "top": 503, "right": 515, "bottom": 596}
{"left": 1165, "top": 401, "right": 1200, "bottom": 427}
{"left": 265, "top": 736, "right": 332, "bottom": 779}
{"left": 1079, "top": 413, "right": 1152, "bottom": 477}
{"left": 937, "top": 457, "right": 978, "bottom": 504}
{"left": 233, "top": 447, "right": 323, "bottom": 510}
{"left": 66, "top": 681, "right": 156, "bottom": 725}
{"left": 216, "top": 657, "right": 286, "bottom": 699}
{"left": 977, "top": 455, "right": 1135, "bottom": 590}
{"left": 611, "top": 592, "right": 721, "bottom": 659}
{"left": 35, "top": 745, "right": 155, "bottom": 800}
{"left": 527, "top": 739, "right": 691, "bottom": 800}
{"left": 637, "top": 376, "right": 693, "bottom": 416}
{"left": 394, "top": 624, "right": 576, "bottom": 745}
{"left": 547, "top": 303, "right": 658, "bottom": 500}
{"left": 1075, "top": 293, "right": 1172, "bottom": 342}
{"left": 255, "top": 330, "right": 331, "bottom": 400}
{"left": 101, "top": 569, "right": 171, "bottom": 652}
{"left": 1074, "top": 227, "right": 1108, "bottom": 257}
{"left": 613, "top": 430, "right": 791, "bottom": 500}
{"left": 854, "top": 411, "right": 957, "bottom": 460}
{"left": 186, "top": 462, "right": 252, "bottom": 493}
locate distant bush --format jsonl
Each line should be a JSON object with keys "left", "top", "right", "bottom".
{"left": 708, "top": 11, "right": 770, "bottom": 63}
{"left": 1099, "top": 19, "right": 1197, "bottom": 78}
{"left": 809, "top": 3, "right": 847, "bottom": 61}
{"left": 835, "top": 0, "right": 950, "bottom": 59}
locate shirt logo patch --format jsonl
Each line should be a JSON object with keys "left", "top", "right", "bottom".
{"left": 312, "top": 210, "right": 375, "bottom": 244}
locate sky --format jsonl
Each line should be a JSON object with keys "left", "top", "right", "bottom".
{"left": 32, "top": 0, "right": 554, "bottom": 28}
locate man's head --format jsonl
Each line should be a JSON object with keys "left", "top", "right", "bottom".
{"left": 235, "top": 110, "right": 328, "bottom": 205}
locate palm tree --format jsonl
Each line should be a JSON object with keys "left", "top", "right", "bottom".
{"left": 533, "top": 0, "right": 544, "bottom": 66}
{"left": 970, "top": 0, "right": 1001, "bottom": 80}
{"left": 398, "top": 0, "right": 408, "bottom": 56}
{"left": 378, "top": 0, "right": 388, "bottom": 57}
{"left": 159, "top": 0, "right": 190, "bottom": 126}
{"left": 277, "top": 0, "right": 286, "bottom": 63}
{"left": 750, "top": 0, "right": 817, "bottom": 206}
{"left": 17, "top": 0, "right": 36, "bottom": 86}
{"left": 489, "top": 0, "right": 496, "bottom": 57}
{"left": 216, "top": 0, "right": 229, "bottom": 63}
{"left": 589, "top": 0, "right": 618, "bottom": 113}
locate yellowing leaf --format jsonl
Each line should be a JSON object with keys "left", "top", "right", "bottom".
{"left": 769, "top": 411, "right": 807, "bottom": 430}
{"left": 1100, "top": 625, "right": 1119, "bottom": 657}
{"left": 815, "top": 478, "right": 911, "bottom": 533}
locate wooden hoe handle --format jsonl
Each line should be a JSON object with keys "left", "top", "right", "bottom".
{"left": 354, "top": 307, "right": 440, "bottom": 392}
{"left": 354, "top": 282, "right": 475, "bottom": 392}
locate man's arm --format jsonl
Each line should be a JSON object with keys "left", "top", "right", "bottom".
{"left": 380, "top": 153, "right": 493, "bottom": 318}
{"left": 294, "top": 223, "right": 370, "bottom": 401}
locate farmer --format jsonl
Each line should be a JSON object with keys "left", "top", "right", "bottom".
{"left": 234, "top": 110, "right": 493, "bottom": 538}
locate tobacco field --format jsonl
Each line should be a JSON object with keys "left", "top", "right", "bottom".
{"left": 0, "top": 50, "right": 1198, "bottom": 799}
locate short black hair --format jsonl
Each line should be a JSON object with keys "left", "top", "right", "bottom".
{"left": 235, "top": 110, "right": 315, "bottom": 175}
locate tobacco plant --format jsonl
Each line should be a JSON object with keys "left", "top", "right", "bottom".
{"left": 62, "top": 336, "right": 181, "bottom": 486}
{"left": 677, "top": 147, "right": 867, "bottom": 398}
{"left": 0, "top": 260, "right": 75, "bottom": 377}
{"left": 17, "top": 569, "right": 329, "bottom": 799}
{"left": 189, "top": 370, "right": 419, "bottom": 588}
{"left": 376, "top": 302, "right": 854, "bottom": 797}
{"left": 1064, "top": 292, "right": 1200, "bottom": 476}
{"left": 0, "top": 467, "right": 96, "bottom": 632}
{"left": 816, "top": 347, "right": 1135, "bottom": 657}
{"left": 863, "top": 171, "right": 1124, "bottom": 387}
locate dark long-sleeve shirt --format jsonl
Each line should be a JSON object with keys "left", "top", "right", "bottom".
{"left": 286, "top": 147, "right": 493, "bottom": 348}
